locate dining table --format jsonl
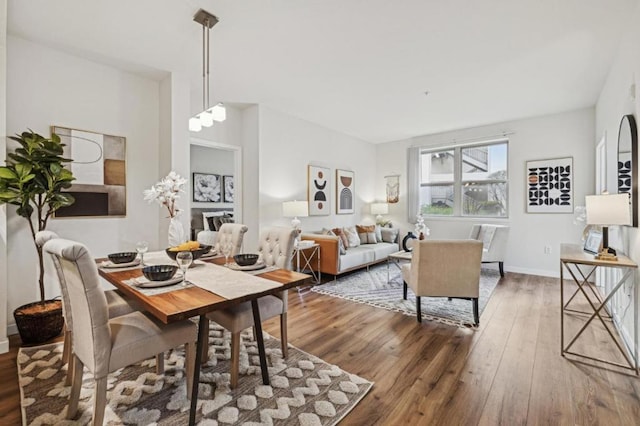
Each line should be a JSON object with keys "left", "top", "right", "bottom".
{"left": 97, "top": 252, "right": 310, "bottom": 425}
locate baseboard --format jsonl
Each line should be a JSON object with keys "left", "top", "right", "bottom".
{"left": 613, "top": 312, "right": 636, "bottom": 364}
{"left": 504, "top": 266, "right": 559, "bottom": 278}
{"left": 0, "top": 337, "right": 8, "bottom": 354}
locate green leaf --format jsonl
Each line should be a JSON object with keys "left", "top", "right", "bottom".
{"left": 0, "top": 167, "right": 17, "bottom": 180}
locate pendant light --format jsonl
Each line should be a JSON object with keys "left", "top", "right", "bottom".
{"left": 190, "top": 9, "right": 226, "bottom": 132}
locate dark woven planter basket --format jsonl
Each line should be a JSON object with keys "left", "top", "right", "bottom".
{"left": 13, "top": 299, "right": 64, "bottom": 345}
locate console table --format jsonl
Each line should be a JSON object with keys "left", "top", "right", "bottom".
{"left": 560, "top": 243, "right": 638, "bottom": 374}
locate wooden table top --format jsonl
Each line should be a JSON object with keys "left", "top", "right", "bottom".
{"left": 560, "top": 243, "right": 637, "bottom": 269}
{"left": 98, "top": 257, "right": 310, "bottom": 323}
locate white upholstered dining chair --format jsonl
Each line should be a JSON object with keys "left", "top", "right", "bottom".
{"left": 206, "top": 226, "right": 296, "bottom": 388}
{"left": 35, "top": 231, "right": 147, "bottom": 386}
{"left": 214, "top": 223, "right": 249, "bottom": 256}
{"left": 402, "top": 239, "right": 483, "bottom": 325}
{"left": 43, "top": 238, "right": 197, "bottom": 425}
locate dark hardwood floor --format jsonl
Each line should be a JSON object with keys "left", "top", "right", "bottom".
{"left": 1, "top": 272, "right": 639, "bottom": 425}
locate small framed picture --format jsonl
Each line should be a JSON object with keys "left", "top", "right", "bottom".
{"left": 223, "top": 175, "right": 234, "bottom": 203}
{"left": 192, "top": 172, "right": 221, "bottom": 202}
{"left": 583, "top": 229, "right": 603, "bottom": 254}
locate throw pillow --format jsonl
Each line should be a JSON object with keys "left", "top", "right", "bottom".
{"left": 324, "top": 228, "right": 346, "bottom": 254}
{"left": 213, "top": 215, "right": 234, "bottom": 231}
{"left": 381, "top": 227, "right": 399, "bottom": 243}
{"left": 332, "top": 227, "right": 350, "bottom": 250}
{"left": 202, "top": 211, "right": 233, "bottom": 231}
{"left": 374, "top": 225, "right": 383, "bottom": 242}
{"left": 356, "top": 224, "right": 377, "bottom": 244}
{"left": 343, "top": 226, "right": 361, "bottom": 248}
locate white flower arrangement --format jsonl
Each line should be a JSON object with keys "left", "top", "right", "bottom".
{"left": 143, "top": 171, "right": 187, "bottom": 218}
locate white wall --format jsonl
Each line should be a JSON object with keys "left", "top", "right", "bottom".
{"left": 0, "top": 0, "right": 8, "bottom": 353}
{"left": 595, "top": 2, "right": 640, "bottom": 360}
{"left": 257, "top": 106, "right": 377, "bottom": 250}
{"left": 6, "top": 36, "right": 162, "bottom": 333}
{"left": 377, "top": 108, "right": 595, "bottom": 277}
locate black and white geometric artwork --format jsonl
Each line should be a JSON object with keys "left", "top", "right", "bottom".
{"left": 526, "top": 157, "right": 573, "bottom": 213}
{"left": 618, "top": 153, "right": 632, "bottom": 194}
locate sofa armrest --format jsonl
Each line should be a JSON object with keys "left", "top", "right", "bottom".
{"left": 301, "top": 233, "right": 340, "bottom": 275}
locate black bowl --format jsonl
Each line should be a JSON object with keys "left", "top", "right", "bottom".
{"left": 142, "top": 264, "right": 178, "bottom": 281}
{"left": 234, "top": 253, "right": 259, "bottom": 266}
{"left": 165, "top": 244, "right": 213, "bottom": 261}
{"left": 108, "top": 252, "right": 138, "bottom": 264}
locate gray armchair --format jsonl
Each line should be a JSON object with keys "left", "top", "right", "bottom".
{"left": 469, "top": 224, "right": 509, "bottom": 277}
{"left": 402, "top": 240, "right": 483, "bottom": 325}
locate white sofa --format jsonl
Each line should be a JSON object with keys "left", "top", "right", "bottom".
{"left": 301, "top": 227, "right": 399, "bottom": 276}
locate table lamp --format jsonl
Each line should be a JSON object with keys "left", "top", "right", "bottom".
{"left": 370, "top": 202, "right": 389, "bottom": 225}
{"left": 282, "top": 200, "right": 309, "bottom": 245}
{"left": 585, "top": 193, "right": 631, "bottom": 260}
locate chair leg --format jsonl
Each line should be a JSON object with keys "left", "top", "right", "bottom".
{"left": 62, "top": 328, "right": 71, "bottom": 364}
{"left": 67, "top": 355, "right": 84, "bottom": 419}
{"left": 499, "top": 261, "right": 504, "bottom": 277}
{"left": 403, "top": 281, "right": 408, "bottom": 300}
{"left": 200, "top": 319, "right": 210, "bottom": 363}
{"left": 155, "top": 353, "right": 164, "bottom": 374}
{"left": 92, "top": 376, "right": 108, "bottom": 426}
{"left": 473, "top": 298, "right": 479, "bottom": 326}
{"left": 252, "top": 326, "right": 258, "bottom": 342}
{"left": 280, "top": 312, "right": 288, "bottom": 358}
{"left": 230, "top": 331, "right": 241, "bottom": 389}
{"left": 184, "top": 341, "right": 195, "bottom": 400}
{"left": 64, "top": 348, "right": 74, "bottom": 386}
{"left": 416, "top": 296, "right": 422, "bottom": 323}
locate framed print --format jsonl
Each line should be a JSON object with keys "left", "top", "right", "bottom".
{"left": 336, "top": 169, "right": 355, "bottom": 214}
{"left": 192, "top": 172, "right": 221, "bottom": 202}
{"left": 385, "top": 174, "right": 400, "bottom": 203}
{"left": 526, "top": 157, "right": 573, "bottom": 213}
{"left": 223, "top": 175, "right": 234, "bottom": 203}
{"left": 52, "top": 126, "right": 127, "bottom": 217}
{"left": 583, "top": 229, "right": 603, "bottom": 254}
{"left": 308, "top": 165, "right": 331, "bottom": 215}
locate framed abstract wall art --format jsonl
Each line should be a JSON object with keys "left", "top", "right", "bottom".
{"left": 336, "top": 169, "right": 355, "bottom": 214}
{"left": 526, "top": 157, "right": 573, "bottom": 213}
{"left": 52, "top": 126, "right": 127, "bottom": 217}
{"left": 308, "top": 165, "right": 331, "bottom": 215}
{"left": 223, "top": 175, "right": 234, "bottom": 203}
{"left": 193, "top": 172, "right": 221, "bottom": 202}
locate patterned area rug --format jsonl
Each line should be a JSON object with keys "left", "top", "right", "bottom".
{"left": 312, "top": 263, "right": 501, "bottom": 327}
{"left": 17, "top": 324, "right": 372, "bottom": 425}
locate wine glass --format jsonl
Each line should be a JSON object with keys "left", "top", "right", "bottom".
{"left": 136, "top": 241, "right": 148, "bottom": 266}
{"left": 221, "top": 241, "right": 232, "bottom": 266}
{"left": 176, "top": 251, "right": 193, "bottom": 286}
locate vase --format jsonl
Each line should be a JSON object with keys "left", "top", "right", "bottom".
{"left": 168, "top": 217, "right": 185, "bottom": 247}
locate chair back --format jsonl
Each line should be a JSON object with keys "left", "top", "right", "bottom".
{"left": 257, "top": 227, "right": 297, "bottom": 269}
{"left": 35, "top": 231, "right": 73, "bottom": 328}
{"left": 43, "top": 238, "right": 111, "bottom": 376}
{"left": 215, "top": 223, "right": 248, "bottom": 256}
{"left": 408, "top": 240, "right": 483, "bottom": 298}
{"left": 469, "top": 224, "right": 509, "bottom": 262}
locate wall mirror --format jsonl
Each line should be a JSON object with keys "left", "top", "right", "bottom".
{"left": 617, "top": 114, "right": 638, "bottom": 227}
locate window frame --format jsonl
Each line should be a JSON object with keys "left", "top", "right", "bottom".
{"left": 418, "top": 139, "right": 509, "bottom": 218}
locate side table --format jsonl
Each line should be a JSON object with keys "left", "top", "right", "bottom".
{"left": 387, "top": 250, "right": 412, "bottom": 283}
{"left": 560, "top": 243, "right": 638, "bottom": 374}
{"left": 294, "top": 243, "right": 321, "bottom": 285}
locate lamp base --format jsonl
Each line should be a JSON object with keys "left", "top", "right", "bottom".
{"left": 595, "top": 250, "right": 618, "bottom": 261}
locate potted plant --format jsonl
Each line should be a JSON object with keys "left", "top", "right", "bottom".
{"left": 0, "top": 130, "right": 75, "bottom": 344}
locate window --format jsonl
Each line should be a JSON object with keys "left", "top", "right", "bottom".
{"left": 418, "top": 140, "right": 508, "bottom": 217}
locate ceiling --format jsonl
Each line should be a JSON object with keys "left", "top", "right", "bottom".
{"left": 7, "top": 0, "right": 639, "bottom": 143}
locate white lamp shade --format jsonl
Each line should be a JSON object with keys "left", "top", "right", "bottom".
{"left": 210, "top": 103, "right": 226, "bottom": 122}
{"left": 586, "top": 193, "right": 631, "bottom": 225}
{"left": 188, "top": 116, "right": 202, "bottom": 132}
{"left": 371, "top": 202, "right": 389, "bottom": 215}
{"left": 200, "top": 110, "right": 214, "bottom": 127}
{"left": 283, "top": 200, "right": 309, "bottom": 218}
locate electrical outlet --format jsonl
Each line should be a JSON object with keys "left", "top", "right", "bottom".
{"left": 544, "top": 245, "right": 552, "bottom": 254}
